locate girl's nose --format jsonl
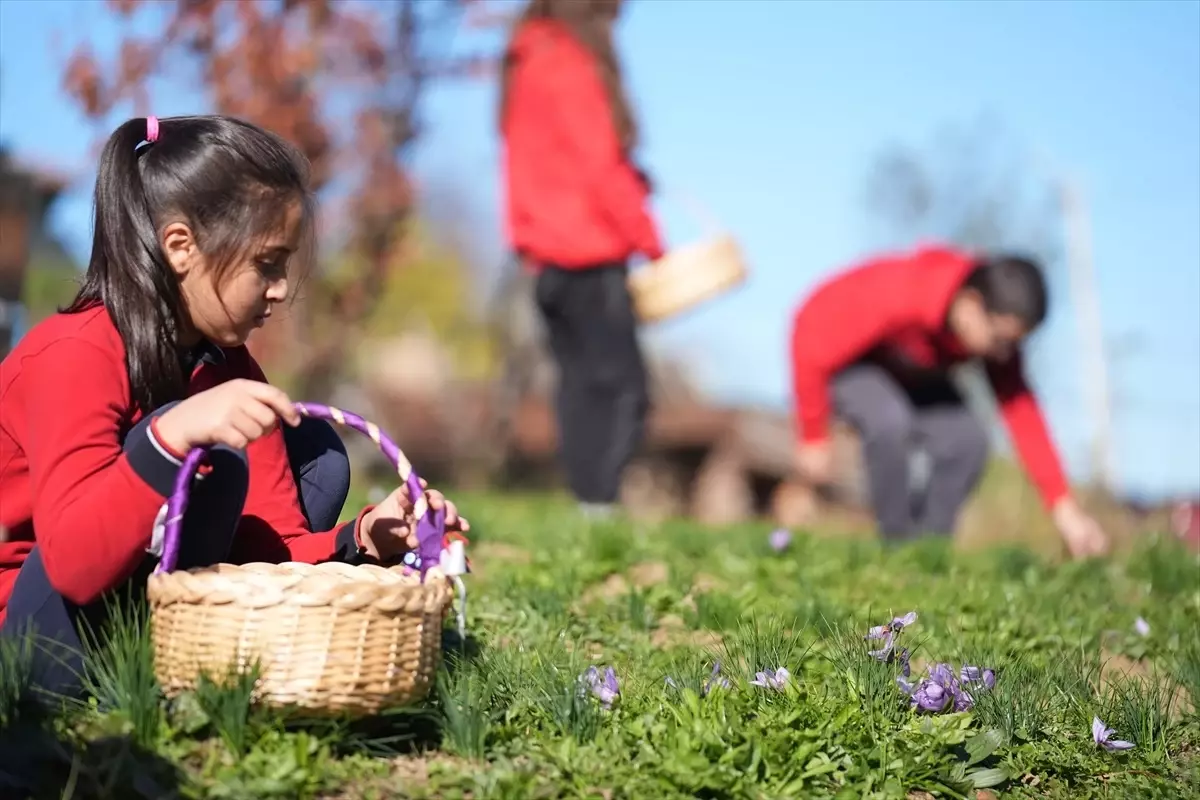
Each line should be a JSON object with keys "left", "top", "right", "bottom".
{"left": 265, "top": 277, "right": 289, "bottom": 303}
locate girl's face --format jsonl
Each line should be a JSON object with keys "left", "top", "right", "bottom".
{"left": 163, "top": 200, "right": 302, "bottom": 347}
{"left": 947, "top": 289, "right": 1029, "bottom": 362}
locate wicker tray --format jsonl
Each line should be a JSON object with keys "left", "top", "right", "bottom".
{"left": 147, "top": 402, "right": 466, "bottom": 715}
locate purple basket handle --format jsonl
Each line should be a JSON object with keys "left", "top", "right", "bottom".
{"left": 154, "top": 401, "right": 445, "bottom": 576}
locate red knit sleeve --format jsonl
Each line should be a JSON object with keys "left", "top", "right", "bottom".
{"left": 19, "top": 339, "right": 168, "bottom": 604}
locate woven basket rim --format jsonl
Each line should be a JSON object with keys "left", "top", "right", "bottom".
{"left": 147, "top": 560, "right": 455, "bottom": 611}
{"left": 628, "top": 234, "right": 747, "bottom": 322}
{"left": 629, "top": 234, "right": 741, "bottom": 283}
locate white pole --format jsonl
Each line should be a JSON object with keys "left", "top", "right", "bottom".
{"left": 1060, "top": 178, "right": 1118, "bottom": 492}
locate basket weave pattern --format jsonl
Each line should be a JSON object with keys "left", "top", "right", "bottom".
{"left": 629, "top": 234, "right": 748, "bottom": 324}
{"left": 147, "top": 403, "right": 456, "bottom": 715}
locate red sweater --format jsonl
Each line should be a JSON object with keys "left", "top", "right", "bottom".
{"left": 501, "top": 19, "right": 663, "bottom": 268}
{"left": 790, "top": 246, "right": 1069, "bottom": 509}
{"left": 0, "top": 306, "right": 363, "bottom": 624}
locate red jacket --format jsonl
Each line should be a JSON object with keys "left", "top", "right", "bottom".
{"left": 0, "top": 306, "right": 365, "bottom": 624}
{"left": 501, "top": 19, "right": 663, "bottom": 268}
{"left": 790, "top": 246, "right": 1070, "bottom": 509}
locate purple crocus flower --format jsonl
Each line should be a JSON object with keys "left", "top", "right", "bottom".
{"left": 910, "top": 679, "right": 951, "bottom": 712}
{"left": 932, "top": 662, "right": 980, "bottom": 712}
{"left": 1134, "top": 617, "right": 1151, "bottom": 637}
{"left": 750, "top": 667, "right": 790, "bottom": 691}
{"left": 1092, "top": 716, "right": 1135, "bottom": 751}
{"left": 865, "top": 611, "right": 917, "bottom": 661}
{"left": 702, "top": 661, "right": 732, "bottom": 696}
{"left": 768, "top": 528, "right": 792, "bottom": 552}
{"left": 960, "top": 664, "right": 996, "bottom": 691}
{"left": 899, "top": 660, "right": 982, "bottom": 713}
{"left": 582, "top": 666, "right": 620, "bottom": 710}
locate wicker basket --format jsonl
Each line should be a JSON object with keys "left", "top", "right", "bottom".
{"left": 147, "top": 402, "right": 464, "bottom": 716}
{"left": 627, "top": 189, "right": 748, "bottom": 323}
{"left": 628, "top": 234, "right": 748, "bottom": 324}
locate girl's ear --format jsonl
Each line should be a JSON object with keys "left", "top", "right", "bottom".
{"left": 161, "top": 221, "right": 199, "bottom": 276}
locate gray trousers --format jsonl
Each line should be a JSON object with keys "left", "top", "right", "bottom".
{"left": 832, "top": 364, "right": 990, "bottom": 540}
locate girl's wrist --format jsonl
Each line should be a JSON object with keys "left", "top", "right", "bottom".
{"left": 151, "top": 412, "right": 191, "bottom": 458}
{"left": 356, "top": 507, "right": 381, "bottom": 559}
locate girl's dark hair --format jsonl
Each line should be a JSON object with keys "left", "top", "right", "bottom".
{"left": 65, "top": 115, "right": 313, "bottom": 411}
{"left": 964, "top": 253, "right": 1049, "bottom": 329}
{"left": 499, "top": 0, "right": 638, "bottom": 152}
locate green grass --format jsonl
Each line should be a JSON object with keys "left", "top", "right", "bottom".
{"left": 2, "top": 490, "right": 1198, "bottom": 799}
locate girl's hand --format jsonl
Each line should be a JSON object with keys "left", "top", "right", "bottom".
{"left": 1053, "top": 497, "right": 1110, "bottom": 560}
{"left": 358, "top": 482, "right": 469, "bottom": 561}
{"left": 795, "top": 439, "right": 834, "bottom": 486}
{"left": 155, "top": 379, "right": 300, "bottom": 453}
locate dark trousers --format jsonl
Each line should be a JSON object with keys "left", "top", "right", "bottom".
{"left": 832, "top": 364, "right": 990, "bottom": 540}
{"left": 535, "top": 262, "right": 650, "bottom": 505}
{"left": 0, "top": 402, "right": 351, "bottom": 700}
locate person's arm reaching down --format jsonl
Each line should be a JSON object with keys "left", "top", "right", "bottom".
{"left": 986, "top": 353, "right": 1109, "bottom": 558}
{"left": 985, "top": 354, "right": 1069, "bottom": 509}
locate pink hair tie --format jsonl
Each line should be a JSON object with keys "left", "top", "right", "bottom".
{"left": 146, "top": 116, "right": 160, "bottom": 143}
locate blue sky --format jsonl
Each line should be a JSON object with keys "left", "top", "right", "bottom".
{"left": 1, "top": 0, "right": 1198, "bottom": 499}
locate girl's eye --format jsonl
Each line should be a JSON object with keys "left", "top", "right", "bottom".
{"left": 256, "top": 259, "right": 286, "bottom": 279}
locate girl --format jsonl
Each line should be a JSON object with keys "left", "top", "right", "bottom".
{"left": 0, "top": 115, "right": 467, "bottom": 697}
{"left": 790, "top": 245, "right": 1107, "bottom": 558}
{"left": 499, "top": 0, "right": 664, "bottom": 517}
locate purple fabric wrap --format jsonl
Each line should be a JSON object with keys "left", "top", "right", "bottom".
{"left": 155, "top": 401, "right": 444, "bottom": 578}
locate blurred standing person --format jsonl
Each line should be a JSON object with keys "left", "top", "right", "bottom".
{"left": 790, "top": 245, "right": 1110, "bottom": 559}
{"left": 499, "top": 0, "right": 664, "bottom": 517}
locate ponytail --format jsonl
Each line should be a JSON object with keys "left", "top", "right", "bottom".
{"left": 66, "top": 118, "right": 188, "bottom": 411}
